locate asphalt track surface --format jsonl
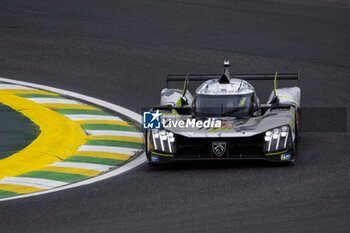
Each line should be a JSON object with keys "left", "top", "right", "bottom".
{"left": 0, "top": 0, "right": 349, "bottom": 232}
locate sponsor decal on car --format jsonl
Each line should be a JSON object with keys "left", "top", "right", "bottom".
{"left": 281, "top": 152, "right": 291, "bottom": 160}
{"left": 151, "top": 154, "right": 159, "bottom": 162}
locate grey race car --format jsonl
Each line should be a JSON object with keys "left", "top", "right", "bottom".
{"left": 145, "top": 60, "right": 301, "bottom": 165}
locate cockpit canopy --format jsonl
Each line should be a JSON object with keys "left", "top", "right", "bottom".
{"left": 193, "top": 93, "right": 255, "bottom": 118}
{"left": 193, "top": 78, "right": 259, "bottom": 118}
{"left": 196, "top": 78, "right": 255, "bottom": 95}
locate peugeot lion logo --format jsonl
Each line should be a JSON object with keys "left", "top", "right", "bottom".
{"left": 212, "top": 141, "right": 226, "bottom": 157}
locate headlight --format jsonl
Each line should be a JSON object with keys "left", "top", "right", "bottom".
{"left": 149, "top": 129, "right": 176, "bottom": 153}
{"left": 263, "top": 125, "right": 290, "bottom": 153}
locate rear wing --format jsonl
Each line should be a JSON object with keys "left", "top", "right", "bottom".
{"left": 166, "top": 73, "right": 299, "bottom": 87}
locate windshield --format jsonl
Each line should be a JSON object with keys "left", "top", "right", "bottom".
{"left": 194, "top": 94, "right": 253, "bottom": 118}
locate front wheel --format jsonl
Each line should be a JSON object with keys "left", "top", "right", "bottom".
{"left": 287, "top": 141, "right": 297, "bottom": 166}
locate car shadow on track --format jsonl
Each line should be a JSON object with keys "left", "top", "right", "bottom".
{"left": 146, "top": 160, "right": 291, "bottom": 171}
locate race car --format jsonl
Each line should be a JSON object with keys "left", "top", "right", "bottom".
{"left": 145, "top": 60, "right": 300, "bottom": 165}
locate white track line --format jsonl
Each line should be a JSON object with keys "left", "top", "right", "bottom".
{"left": 64, "top": 114, "right": 123, "bottom": 121}
{"left": 0, "top": 77, "right": 146, "bottom": 202}
{"left": 26, "top": 98, "right": 83, "bottom": 105}
{"left": 78, "top": 145, "right": 139, "bottom": 155}
{"left": 0, "top": 78, "right": 142, "bottom": 122}
{"left": 49, "top": 162, "right": 112, "bottom": 172}
{"left": 0, "top": 84, "right": 34, "bottom": 90}
{"left": 0, "top": 177, "right": 67, "bottom": 189}
{"left": 86, "top": 130, "right": 143, "bottom": 138}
